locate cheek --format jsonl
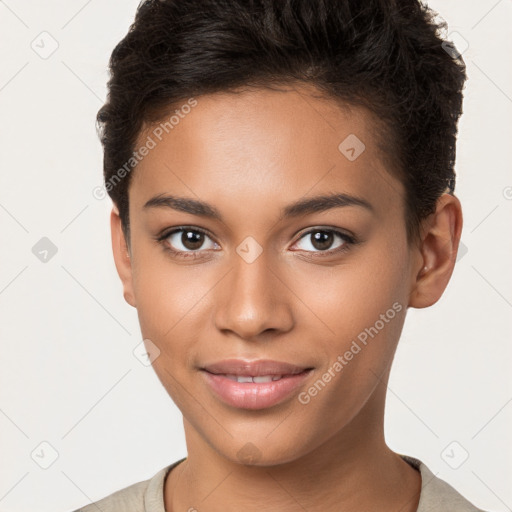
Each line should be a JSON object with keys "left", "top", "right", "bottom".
{"left": 291, "top": 234, "right": 410, "bottom": 396}
{"left": 289, "top": 260, "right": 408, "bottom": 438}
{"left": 293, "top": 268, "right": 406, "bottom": 394}
{"left": 129, "top": 244, "right": 227, "bottom": 396}
{"left": 131, "top": 242, "right": 209, "bottom": 337}
{"left": 293, "top": 245, "right": 408, "bottom": 343}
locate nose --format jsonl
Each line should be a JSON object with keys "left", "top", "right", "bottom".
{"left": 213, "top": 249, "right": 294, "bottom": 341}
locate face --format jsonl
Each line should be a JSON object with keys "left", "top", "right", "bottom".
{"left": 113, "top": 83, "right": 423, "bottom": 465}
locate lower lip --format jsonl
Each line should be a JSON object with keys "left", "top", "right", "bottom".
{"left": 201, "top": 369, "right": 313, "bottom": 410}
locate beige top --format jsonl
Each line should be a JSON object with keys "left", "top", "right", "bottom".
{"left": 72, "top": 455, "right": 488, "bottom": 511}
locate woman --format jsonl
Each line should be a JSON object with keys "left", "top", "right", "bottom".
{"left": 74, "top": 0, "right": 489, "bottom": 510}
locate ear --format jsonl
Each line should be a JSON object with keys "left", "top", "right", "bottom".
{"left": 110, "top": 205, "right": 136, "bottom": 308}
{"left": 408, "top": 193, "right": 463, "bottom": 308}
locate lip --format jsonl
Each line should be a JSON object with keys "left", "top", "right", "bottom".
{"left": 200, "top": 359, "right": 314, "bottom": 410}
{"left": 201, "top": 358, "right": 312, "bottom": 376}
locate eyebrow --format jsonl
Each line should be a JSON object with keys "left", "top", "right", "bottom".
{"left": 143, "top": 192, "right": 374, "bottom": 221}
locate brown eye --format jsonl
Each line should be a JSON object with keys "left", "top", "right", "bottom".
{"left": 293, "top": 229, "right": 354, "bottom": 254}
{"left": 181, "top": 230, "right": 205, "bottom": 250}
{"left": 163, "top": 228, "right": 218, "bottom": 253}
{"left": 310, "top": 231, "right": 335, "bottom": 251}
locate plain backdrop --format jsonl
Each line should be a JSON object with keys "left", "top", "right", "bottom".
{"left": 0, "top": 1, "right": 511, "bottom": 511}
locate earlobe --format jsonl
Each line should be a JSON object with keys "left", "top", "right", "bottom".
{"left": 110, "top": 207, "right": 136, "bottom": 308}
{"left": 408, "top": 193, "right": 463, "bottom": 309}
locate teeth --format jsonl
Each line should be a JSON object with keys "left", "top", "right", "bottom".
{"left": 223, "top": 374, "right": 284, "bottom": 383}
{"left": 253, "top": 375, "right": 273, "bottom": 383}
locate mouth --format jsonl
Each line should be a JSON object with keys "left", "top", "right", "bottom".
{"left": 200, "top": 359, "right": 314, "bottom": 410}
{"left": 201, "top": 358, "right": 313, "bottom": 377}
{"left": 210, "top": 373, "right": 306, "bottom": 383}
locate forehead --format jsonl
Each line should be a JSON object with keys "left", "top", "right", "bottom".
{"left": 130, "top": 84, "right": 404, "bottom": 218}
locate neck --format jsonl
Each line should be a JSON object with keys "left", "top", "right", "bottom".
{"left": 164, "top": 379, "right": 422, "bottom": 512}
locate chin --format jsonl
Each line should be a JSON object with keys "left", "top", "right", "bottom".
{"left": 210, "top": 433, "right": 318, "bottom": 468}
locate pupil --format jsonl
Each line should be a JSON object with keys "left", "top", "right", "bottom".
{"left": 312, "top": 231, "right": 333, "bottom": 251}
{"left": 182, "top": 231, "right": 204, "bottom": 250}
{"left": 179, "top": 230, "right": 334, "bottom": 251}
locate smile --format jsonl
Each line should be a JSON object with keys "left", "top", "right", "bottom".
{"left": 222, "top": 374, "right": 287, "bottom": 383}
{"left": 201, "top": 367, "right": 313, "bottom": 410}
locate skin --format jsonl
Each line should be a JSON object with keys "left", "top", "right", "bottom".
{"left": 110, "top": 83, "right": 463, "bottom": 512}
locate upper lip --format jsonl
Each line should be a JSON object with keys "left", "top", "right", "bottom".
{"left": 201, "top": 359, "right": 313, "bottom": 377}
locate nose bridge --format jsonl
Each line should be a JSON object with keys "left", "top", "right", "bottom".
{"left": 213, "top": 241, "right": 293, "bottom": 338}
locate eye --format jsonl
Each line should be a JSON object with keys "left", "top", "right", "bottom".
{"left": 156, "top": 226, "right": 357, "bottom": 260}
{"left": 157, "top": 227, "right": 219, "bottom": 257}
{"left": 291, "top": 228, "right": 355, "bottom": 256}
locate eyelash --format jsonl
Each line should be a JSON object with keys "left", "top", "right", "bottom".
{"left": 155, "top": 226, "right": 358, "bottom": 260}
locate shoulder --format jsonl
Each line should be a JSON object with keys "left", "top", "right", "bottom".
{"left": 69, "top": 458, "right": 186, "bottom": 512}
{"left": 402, "top": 455, "right": 491, "bottom": 512}
{"left": 71, "top": 477, "right": 149, "bottom": 512}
